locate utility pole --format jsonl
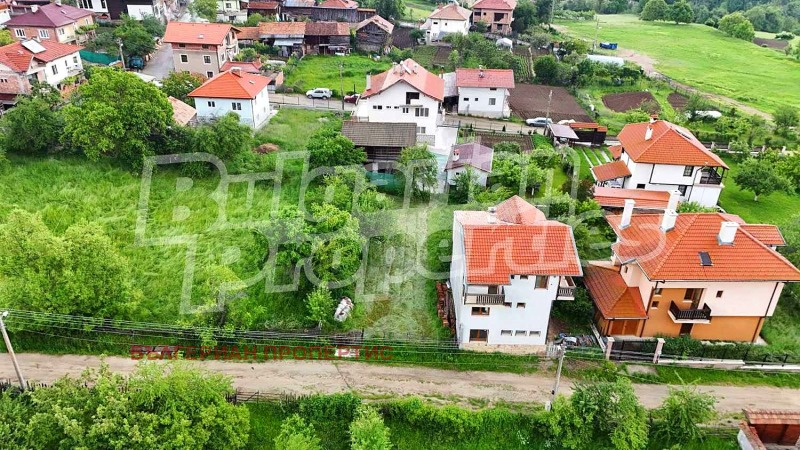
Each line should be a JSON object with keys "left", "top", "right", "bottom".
{"left": 339, "top": 62, "right": 344, "bottom": 110}
{"left": 593, "top": 15, "right": 600, "bottom": 51}
{"left": 0, "top": 311, "right": 26, "bottom": 390}
{"left": 551, "top": 344, "right": 565, "bottom": 403}
{"left": 117, "top": 39, "right": 126, "bottom": 70}
{"left": 545, "top": 89, "right": 553, "bottom": 123}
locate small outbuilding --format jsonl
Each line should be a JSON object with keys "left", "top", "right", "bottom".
{"left": 341, "top": 121, "right": 416, "bottom": 171}
{"left": 739, "top": 409, "right": 800, "bottom": 448}
{"left": 569, "top": 122, "right": 607, "bottom": 146}
{"left": 545, "top": 123, "right": 579, "bottom": 146}
{"left": 355, "top": 15, "right": 394, "bottom": 53}
{"left": 444, "top": 142, "right": 494, "bottom": 186}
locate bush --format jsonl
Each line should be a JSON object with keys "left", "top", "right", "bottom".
{"left": 299, "top": 393, "right": 362, "bottom": 424}
{"left": 719, "top": 12, "right": 756, "bottom": 41}
{"left": 274, "top": 414, "right": 322, "bottom": 450}
{"left": 651, "top": 387, "right": 716, "bottom": 444}
{"left": 776, "top": 31, "right": 795, "bottom": 39}
{"left": 349, "top": 406, "right": 392, "bottom": 450}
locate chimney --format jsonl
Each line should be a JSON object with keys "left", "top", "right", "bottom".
{"left": 718, "top": 222, "right": 738, "bottom": 245}
{"left": 487, "top": 206, "right": 497, "bottom": 224}
{"left": 55, "top": 0, "right": 61, "bottom": 5}
{"left": 667, "top": 189, "right": 681, "bottom": 210}
{"left": 661, "top": 209, "right": 678, "bottom": 232}
{"left": 645, "top": 125, "right": 653, "bottom": 141}
{"left": 649, "top": 114, "right": 658, "bottom": 123}
{"left": 230, "top": 67, "right": 242, "bottom": 77}
{"left": 31, "top": 4, "right": 38, "bottom": 12}
{"left": 365, "top": 74, "right": 371, "bottom": 91}
{"left": 478, "top": 65, "right": 484, "bottom": 78}
{"left": 452, "top": 148, "right": 460, "bottom": 161}
{"left": 620, "top": 199, "right": 635, "bottom": 229}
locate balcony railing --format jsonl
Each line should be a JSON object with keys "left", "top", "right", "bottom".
{"left": 669, "top": 301, "right": 712, "bottom": 322}
{"left": 556, "top": 276, "right": 576, "bottom": 300}
{"left": 698, "top": 171, "right": 723, "bottom": 185}
{"left": 465, "top": 294, "right": 506, "bottom": 305}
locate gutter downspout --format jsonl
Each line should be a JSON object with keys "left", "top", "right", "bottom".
{"left": 753, "top": 282, "right": 780, "bottom": 343}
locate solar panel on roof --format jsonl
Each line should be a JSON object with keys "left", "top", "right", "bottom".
{"left": 699, "top": 251, "right": 712, "bottom": 266}
{"left": 21, "top": 40, "right": 46, "bottom": 54}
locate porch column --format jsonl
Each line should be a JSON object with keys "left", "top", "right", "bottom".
{"left": 604, "top": 336, "right": 615, "bottom": 360}
{"left": 653, "top": 338, "right": 665, "bottom": 364}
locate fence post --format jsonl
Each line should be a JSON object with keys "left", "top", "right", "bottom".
{"left": 653, "top": 338, "right": 665, "bottom": 364}
{"left": 604, "top": 337, "right": 614, "bottom": 360}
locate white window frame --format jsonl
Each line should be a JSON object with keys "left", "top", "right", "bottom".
{"left": 180, "top": 54, "right": 188, "bottom": 63}
{"left": 14, "top": 29, "right": 25, "bottom": 38}
{"left": 207, "top": 100, "right": 216, "bottom": 107}
{"left": 232, "top": 102, "right": 242, "bottom": 111}
{"left": 203, "top": 55, "right": 212, "bottom": 64}
{"left": 39, "top": 29, "right": 50, "bottom": 39}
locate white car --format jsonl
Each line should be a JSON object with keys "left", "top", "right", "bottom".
{"left": 306, "top": 88, "right": 332, "bottom": 99}
{"left": 525, "top": 117, "right": 553, "bottom": 127}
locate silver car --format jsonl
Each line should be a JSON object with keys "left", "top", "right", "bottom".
{"left": 306, "top": 88, "right": 332, "bottom": 99}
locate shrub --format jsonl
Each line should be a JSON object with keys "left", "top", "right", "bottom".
{"left": 349, "top": 406, "right": 392, "bottom": 450}
{"left": 299, "top": 393, "right": 361, "bottom": 423}
{"left": 719, "top": 12, "right": 756, "bottom": 41}
{"left": 274, "top": 414, "right": 322, "bottom": 450}
{"left": 652, "top": 387, "right": 716, "bottom": 444}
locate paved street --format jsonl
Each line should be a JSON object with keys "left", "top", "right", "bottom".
{"left": 3, "top": 353, "right": 799, "bottom": 412}
{"left": 141, "top": 42, "right": 174, "bottom": 80}
{"left": 271, "top": 93, "right": 356, "bottom": 112}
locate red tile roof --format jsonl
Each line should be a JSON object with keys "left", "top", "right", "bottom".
{"left": 356, "top": 14, "right": 394, "bottom": 34}
{"left": 740, "top": 224, "right": 786, "bottom": 247}
{"left": 591, "top": 160, "right": 631, "bottom": 182}
{"left": 584, "top": 262, "right": 648, "bottom": 319}
{"left": 248, "top": 1, "right": 279, "bottom": 9}
{"left": 164, "top": 22, "right": 236, "bottom": 46}
{"left": 318, "top": 0, "right": 357, "bottom": 8}
{"left": 168, "top": 96, "right": 197, "bottom": 126}
{"left": 455, "top": 68, "right": 515, "bottom": 89}
{"left": 457, "top": 196, "right": 582, "bottom": 284}
{"left": 607, "top": 213, "right": 800, "bottom": 281}
{"left": 363, "top": 58, "right": 444, "bottom": 101}
{"left": 445, "top": 142, "right": 493, "bottom": 172}
{"left": 428, "top": 3, "right": 471, "bottom": 20}
{"left": 592, "top": 187, "right": 672, "bottom": 210}
{"left": 259, "top": 21, "right": 306, "bottom": 36}
{"left": 608, "top": 144, "right": 622, "bottom": 159}
{"left": 570, "top": 122, "right": 608, "bottom": 132}
{"left": 472, "top": 0, "right": 515, "bottom": 10}
{"left": 6, "top": 3, "right": 92, "bottom": 27}
{"left": 236, "top": 26, "right": 261, "bottom": 41}
{"left": 0, "top": 40, "right": 82, "bottom": 73}
{"left": 745, "top": 409, "right": 800, "bottom": 425}
{"left": 619, "top": 120, "right": 728, "bottom": 168}
{"left": 305, "top": 21, "right": 350, "bottom": 36}
{"left": 221, "top": 60, "right": 262, "bottom": 73}
{"left": 189, "top": 70, "right": 270, "bottom": 99}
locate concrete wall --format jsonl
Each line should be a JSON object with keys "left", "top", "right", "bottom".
{"left": 41, "top": 52, "right": 83, "bottom": 85}
{"left": 456, "top": 86, "right": 509, "bottom": 118}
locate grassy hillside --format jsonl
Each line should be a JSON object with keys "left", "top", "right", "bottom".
{"left": 557, "top": 14, "right": 800, "bottom": 114}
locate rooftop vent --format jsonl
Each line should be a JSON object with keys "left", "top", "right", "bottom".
{"left": 198, "top": 33, "right": 204, "bottom": 39}
{"left": 644, "top": 125, "right": 653, "bottom": 141}
{"left": 620, "top": 199, "right": 635, "bottom": 229}
{"left": 661, "top": 209, "right": 678, "bottom": 232}
{"left": 487, "top": 206, "right": 496, "bottom": 224}
{"left": 699, "top": 251, "right": 712, "bottom": 266}
{"left": 718, "top": 221, "right": 738, "bottom": 245}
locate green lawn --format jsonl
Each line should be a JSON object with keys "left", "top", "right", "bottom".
{"left": 718, "top": 156, "right": 800, "bottom": 226}
{"left": 403, "top": 0, "right": 435, "bottom": 21}
{"left": 558, "top": 14, "right": 800, "bottom": 115}
{"left": 284, "top": 55, "right": 392, "bottom": 96}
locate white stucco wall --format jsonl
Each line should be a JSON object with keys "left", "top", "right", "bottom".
{"left": 446, "top": 166, "right": 489, "bottom": 186}
{"left": 456, "top": 86, "right": 509, "bottom": 118}
{"left": 355, "top": 81, "right": 441, "bottom": 137}
{"left": 620, "top": 152, "right": 722, "bottom": 207}
{"left": 39, "top": 52, "right": 83, "bottom": 86}
{"left": 194, "top": 89, "right": 271, "bottom": 128}
{"left": 425, "top": 18, "right": 469, "bottom": 42}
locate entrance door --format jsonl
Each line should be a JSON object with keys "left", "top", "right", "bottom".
{"left": 679, "top": 323, "right": 693, "bottom": 335}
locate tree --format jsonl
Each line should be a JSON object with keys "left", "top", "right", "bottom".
{"left": 719, "top": 12, "right": 755, "bottom": 41}
{"left": 398, "top": 144, "right": 438, "bottom": 199}
{"left": 193, "top": 112, "right": 253, "bottom": 161}
{"left": 684, "top": 93, "right": 709, "bottom": 119}
{"left": 63, "top": 67, "right": 173, "bottom": 168}
{"left": 494, "top": 141, "right": 523, "bottom": 154}
{"left": 114, "top": 16, "right": 156, "bottom": 58}
{"left": 535, "top": 0, "right": 553, "bottom": 24}
{"left": 652, "top": 387, "right": 716, "bottom": 444}
{"left": 306, "top": 284, "right": 335, "bottom": 327}
{"left": 677, "top": 201, "right": 718, "bottom": 212}
{"left": 140, "top": 14, "right": 166, "bottom": 37}
{"left": 235, "top": 47, "right": 259, "bottom": 62}
{"left": 779, "top": 153, "right": 800, "bottom": 188}
{"left": 670, "top": 1, "right": 694, "bottom": 24}
{"left": 640, "top": 0, "right": 669, "bottom": 21}
{"left": 161, "top": 71, "right": 205, "bottom": 106}
{"left": 734, "top": 157, "right": 793, "bottom": 201}
{"left": 349, "top": 405, "right": 392, "bottom": 450}
{"left": 307, "top": 127, "right": 367, "bottom": 169}
{"left": 409, "top": 29, "right": 424, "bottom": 48}
{"left": 275, "top": 415, "right": 322, "bottom": 450}
{"left": 774, "top": 105, "right": 799, "bottom": 130}
{"left": 534, "top": 55, "right": 559, "bottom": 84}
{"left": 0, "top": 97, "right": 62, "bottom": 155}
{"left": 245, "top": 12, "right": 266, "bottom": 26}
{"left": 0, "top": 29, "right": 14, "bottom": 46}
{"left": 189, "top": 0, "right": 218, "bottom": 21}
{"left": 366, "top": 0, "right": 405, "bottom": 20}
{"left": 0, "top": 209, "right": 137, "bottom": 319}
{"left": 512, "top": 0, "right": 537, "bottom": 33}
{"left": 450, "top": 167, "right": 481, "bottom": 204}
{"left": 571, "top": 379, "right": 649, "bottom": 450}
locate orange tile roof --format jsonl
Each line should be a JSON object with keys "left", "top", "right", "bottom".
{"left": 584, "top": 262, "right": 648, "bottom": 319}
{"left": 744, "top": 409, "right": 800, "bottom": 425}
{"left": 0, "top": 40, "right": 82, "bottom": 72}
{"left": 592, "top": 187, "right": 671, "bottom": 210}
{"left": 236, "top": 26, "right": 261, "bottom": 41}
{"left": 248, "top": 1, "right": 279, "bottom": 9}
{"left": 188, "top": 70, "right": 270, "bottom": 99}
{"left": 472, "top": 0, "right": 515, "bottom": 10}
{"left": 356, "top": 14, "right": 394, "bottom": 34}
{"left": 259, "top": 21, "right": 306, "bottom": 36}
{"left": 496, "top": 195, "right": 546, "bottom": 224}
{"left": 305, "top": 21, "right": 350, "bottom": 36}
{"left": 221, "top": 61, "right": 262, "bottom": 73}
{"left": 428, "top": 3, "right": 471, "bottom": 20}
{"left": 607, "top": 213, "right": 800, "bottom": 281}
{"left": 318, "top": 0, "right": 357, "bottom": 7}
{"left": 740, "top": 224, "right": 786, "bottom": 246}
{"left": 608, "top": 144, "right": 622, "bottom": 159}
{"left": 168, "top": 96, "right": 197, "bottom": 126}
{"left": 363, "top": 58, "right": 444, "bottom": 101}
{"left": 591, "top": 160, "right": 631, "bottom": 182}
{"left": 164, "top": 22, "right": 236, "bottom": 46}
{"left": 619, "top": 120, "right": 728, "bottom": 168}
{"left": 570, "top": 122, "right": 607, "bottom": 132}
{"left": 456, "top": 68, "right": 515, "bottom": 89}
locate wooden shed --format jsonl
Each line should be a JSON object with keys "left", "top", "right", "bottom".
{"left": 355, "top": 15, "right": 394, "bottom": 53}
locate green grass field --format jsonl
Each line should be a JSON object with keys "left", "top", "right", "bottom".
{"left": 718, "top": 156, "right": 800, "bottom": 226}
{"left": 284, "top": 55, "right": 392, "bottom": 96}
{"left": 557, "top": 14, "right": 800, "bottom": 114}
{"left": 403, "top": 0, "right": 435, "bottom": 21}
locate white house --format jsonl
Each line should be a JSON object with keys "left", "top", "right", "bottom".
{"left": 0, "top": 39, "right": 83, "bottom": 107}
{"left": 450, "top": 196, "right": 582, "bottom": 352}
{"left": 217, "top": 0, "right": 248, "bottom": 22}
{"left": 584, "top": 200, "right": 800, "bottom": 341}
{"left": 455, "top": 68, "right": 514, "bottom": 118}
{"left": 0, "top": 5, "right": 11, "bottom": 25}
{"left": 444, "top": 142, "right": 493, "bottom": 186}
{"left": 188, "top": 68, "right": 272, "bottom": 128}
{"left": 421, "top": 3, "right": 471, "bottom": 43}
{"left": 591, "top": 118, "right": 728, "bottom": 208}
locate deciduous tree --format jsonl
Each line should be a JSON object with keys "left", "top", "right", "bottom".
{"left": 652, "top": 387, "right": 716, "bottom": 444}
{"left": 0, "top": 29, "right": 14, "bottom": 46}
{"left": 275, "top": 414, "right": 322, "bottom": 450}
{"left": 0, "top": 97, "right": 62, "bottom": 155}
{"left": 640, "top": 0, "right": 669, "bottom": 21}
{"left": 450, "top": 167, "right": 481, "bottom": 204}
{"left": 512, "top": 0, "right": 538, "bottom": 33}
{"left": 719, "top": 12, "right": 756, "bottom": 41}
{"left": 307, "top": 126, "right": 367, "bottom": 169}
{"left": 398, "top": 144, "right": 438, "bottom": 199}
{"left": 774, "top": 105, "right": 799, "bottom": 130}
{"left": 669, "top": 1, "right": 694, "bottom": 24}
{"left": 733, "top": 157, "right": 793, "bottom": 201}
{"left": 63, "top": 67, "right": 173, "bottom": 168}
{"left": 114, "top": 16, "right": 157, "bottom": 58}
{"left": 306, "top": 284, "right": 335, "bottom": 327}
{"left": 161, "top": 71, "right": 205, "bottom": 106}
{"left": 189, "top": 0, "right": 218, "bottom": 21}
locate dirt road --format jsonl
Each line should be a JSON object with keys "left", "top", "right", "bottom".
{"left": 3, "top": 353, "right": 799, "bottom": 412}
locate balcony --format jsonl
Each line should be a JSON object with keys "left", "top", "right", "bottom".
{"left": 698, "top": 170, "right": 723, "bottom": 185}
{"left": 668, "top": 301, "right": 712, "bottom": 323}
{"left": 465, "top": 294, "right": 506, "bottom": 305}
{"left": 556, "top": 276, "right": 576, "bottom": 300}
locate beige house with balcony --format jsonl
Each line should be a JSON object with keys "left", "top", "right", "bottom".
{"left": 163, "top": 22, "right": 240, "bottom": 79}
{"left": 0, "top": 39, "right": 83, "bottom": 108}
{"left": 6, "top": 3, "right": 95, "bottom": 45}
